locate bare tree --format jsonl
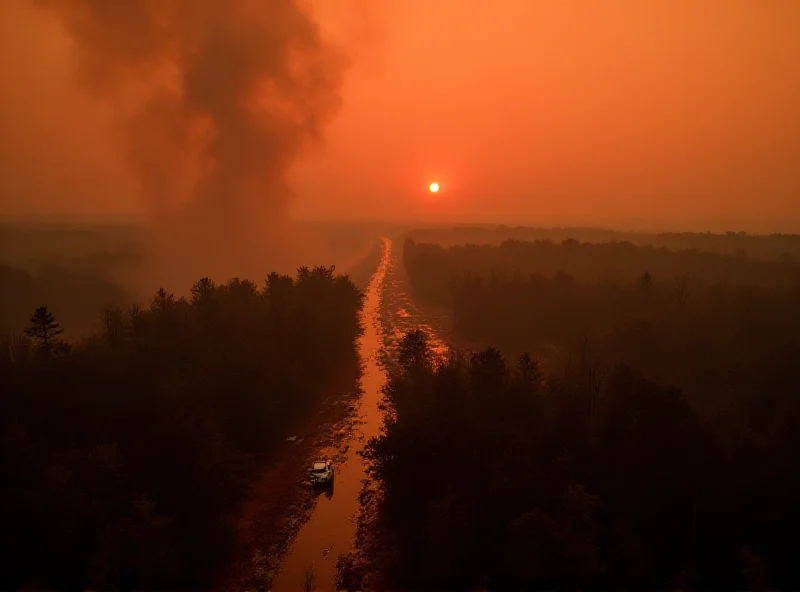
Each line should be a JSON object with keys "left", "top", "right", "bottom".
{"left": 100, "top": 306, "right": 126, "bottom": 347}
{"left": 127, "top": 303, "right": 145, "bottom": 342}
{"left": 516, "top": 352, "right": 542, "bottom": 390}
{"left": 0, "top": 334, "right": 32, "bottom": 366}
{"left": 675, "top": 275, "right": 691, "bottom": 309}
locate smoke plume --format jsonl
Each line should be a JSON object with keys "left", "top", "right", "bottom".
{"left": 36, "top": 0, "right": 347, "bottom": 288}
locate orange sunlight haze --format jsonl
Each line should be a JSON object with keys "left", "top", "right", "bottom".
{"left": 2, "top": 0, "right": 799, "bottom": 232}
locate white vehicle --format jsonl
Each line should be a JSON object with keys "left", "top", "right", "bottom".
{"left": 310, "top": 460, "right": 334, "bottom": 486}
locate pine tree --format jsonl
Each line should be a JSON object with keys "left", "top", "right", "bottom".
{"left": 24, "top": 306, "right": 64, "bottom": 360}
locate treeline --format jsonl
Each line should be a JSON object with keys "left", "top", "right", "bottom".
{"left": 405, "top": 238, "right": 799, "bottom": 414}
{"left": 404, "top": 238, "right": 800, "bottom": 308}
{"left": 0, "top": 263, "right": 133, "bottom": 337}
{"left": 0, "top": 266, "right": 363, "bottom": 590}
{"left": 0, "top": 221, "right": 144, "bottom": 270}
{"left": 355, "top": 331, "right": 799, "bottom": 590}
{"left": 404, "top": 225, "right": 800, "bottom": 261}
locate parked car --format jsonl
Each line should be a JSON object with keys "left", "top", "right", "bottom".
{"left": 310, "top": 460, "right": 334, "bottom": 486}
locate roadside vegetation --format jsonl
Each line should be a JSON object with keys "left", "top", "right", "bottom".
{"left": 0, "top": 266, "right": 363, "bottom": 590}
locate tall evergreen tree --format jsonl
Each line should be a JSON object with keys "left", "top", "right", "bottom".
{"left": 24, "top": 306, "right": 64, "bottom": 360}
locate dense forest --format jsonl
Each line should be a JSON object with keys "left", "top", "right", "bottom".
{"left": 405, "top": 237, "right": 800, "bottom": 306}
{"left": 354, "top": 330, "right": 799, "bottom": 590}
{"left": 0, "top": 266, "right": 364, "bottom": 590}
{"left": 404, "top": 238, "right": 800, "bottom": 412}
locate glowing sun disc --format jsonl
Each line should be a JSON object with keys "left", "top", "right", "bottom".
{"left": 429, "top": 182, "right": 440, "bottom": 193}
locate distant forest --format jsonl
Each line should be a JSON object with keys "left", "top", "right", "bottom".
{"left": 0, "top": 266, "right": 364, "bottom": 590}
{"left": 405, "top": 225, "right": 800, "bottom": 261}
{"left": 0, "top": 264, "right": 134, "bottom": 338}
{"left": 403, "top": 237, "right": 799, "bottom": 413}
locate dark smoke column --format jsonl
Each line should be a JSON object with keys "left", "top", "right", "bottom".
{"left": 38, "top": 0, "right": 346, "bottom": 284}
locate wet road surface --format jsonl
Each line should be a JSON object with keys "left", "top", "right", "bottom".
{"left": 271, "top": 236, "right": 451, "bottom": 591}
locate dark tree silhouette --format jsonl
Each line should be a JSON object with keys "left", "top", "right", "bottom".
{"left": 397, "top": 328, "right": 433, "bottom": 371}
{"left": 191, "top": 277, "right": 217, "bottom": 306}
{"left": 152, "top": 287, "right": 176, "bottom": 312}
{"left": 515, "top": 352, "right": 541, "bottom": 386}
{"left": 24, "top": 306, "right": 64, "bottom": 360}
{"left": 100, "top": 306, "right": 125, "bottom": 347}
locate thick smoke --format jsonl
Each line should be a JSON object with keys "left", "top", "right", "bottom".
{"left": 36, "top": 0, "right": 347, "bottom": 288}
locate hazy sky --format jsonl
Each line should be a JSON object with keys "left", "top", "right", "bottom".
{"left": 2, "top": 0, "right": 799, "bottom": 232}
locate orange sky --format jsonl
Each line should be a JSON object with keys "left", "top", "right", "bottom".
{"left": 2, "top": 0, "right": 799, "bottom": 232}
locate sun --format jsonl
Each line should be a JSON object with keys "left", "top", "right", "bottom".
{"left": 429, "top": 182, "right": 440, "bottom": 193}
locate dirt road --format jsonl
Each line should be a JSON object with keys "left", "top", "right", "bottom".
{"left": 270, "top": 236, "right": 450, "bottom": 591}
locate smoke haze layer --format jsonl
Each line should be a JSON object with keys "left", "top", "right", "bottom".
{"left": 34, "top": 0, "right": 347, "bottom": 287}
